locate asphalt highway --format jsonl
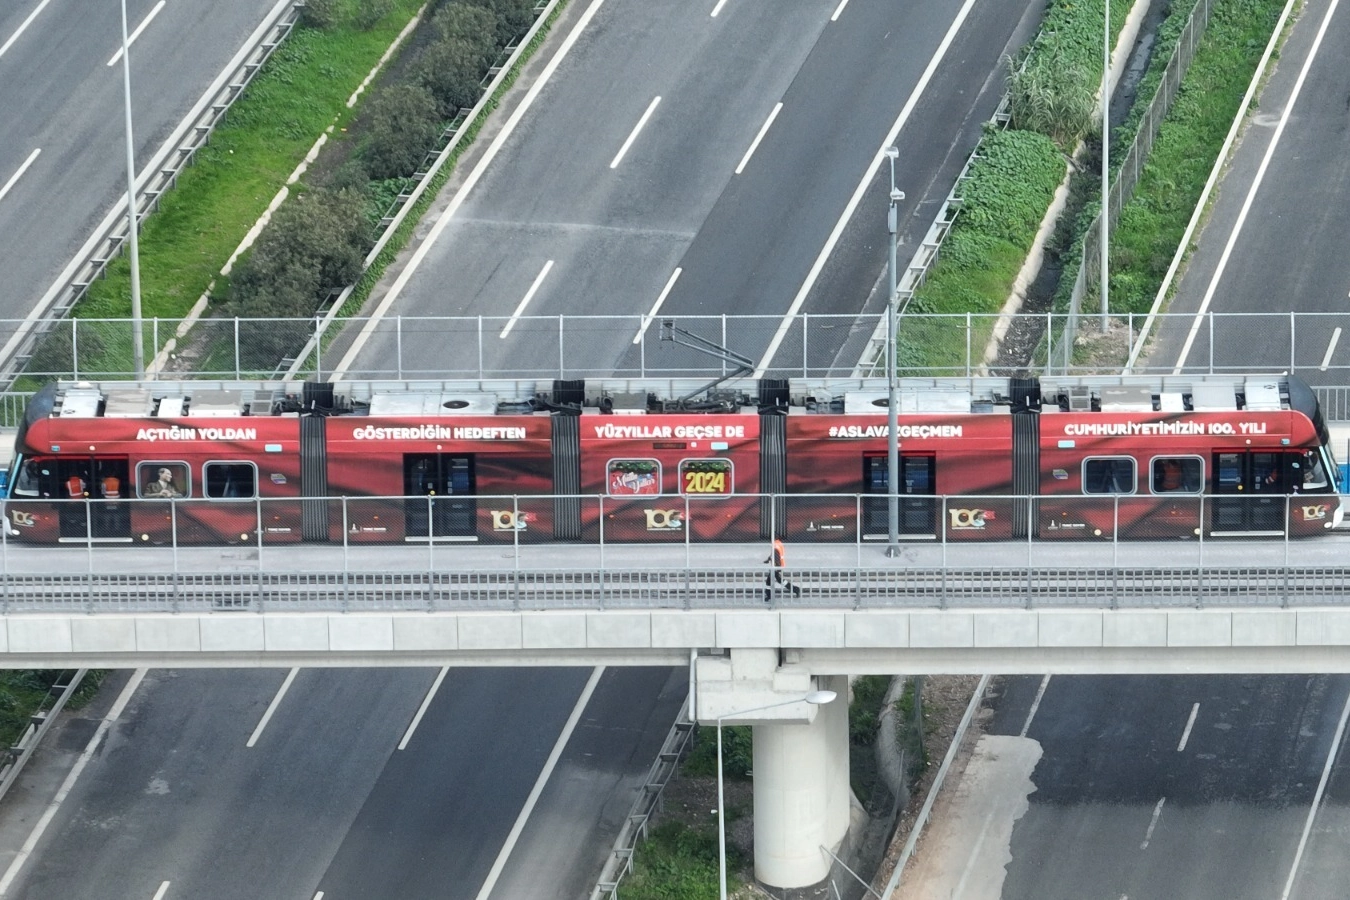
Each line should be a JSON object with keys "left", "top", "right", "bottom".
{"left": 333, "top": 0, "right": 1043, "bottom": 380}
{"left": 0, "top": 0, "right": 288, "bottom": 328}
{"left": 956, "top": 4, "right": 1350, "bottom": 898}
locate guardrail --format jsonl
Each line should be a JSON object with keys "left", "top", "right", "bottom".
{"left": 0, "top": 0, "right": 305, "bottom": 387}
{"left": 0, "top": 670, "right": 88, "bottom": 802}
{"left": 590, "top": 710, "right": 694, "bottom": 900}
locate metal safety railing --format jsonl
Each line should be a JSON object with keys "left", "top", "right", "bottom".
{"left": 1, "top": 490, "right": 1347, "bottom": 611}
{"left": 11, "top": 310, "right": 1350, "bottom": 384}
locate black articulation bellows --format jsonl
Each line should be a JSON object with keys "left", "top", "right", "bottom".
{"left": 552, "top": 379, "right": 585, "bottom": 409}
{"left": 1008, "top": 377, "right": 1041, "bottom": 413}
{"left": 303, "top": 381, "right": 335, "bottom": 413}
{"left": 758, "top": 378, "right": 789, "bottom": 411}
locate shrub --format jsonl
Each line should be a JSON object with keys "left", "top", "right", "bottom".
{"left": 301, "top": 0, "right": 344, "bottom": 30}
{"left": 460, "top": 0, "right": 538, "bottom": 47}
{"left": 682, "top": 724, "right": 752, "bottom": 779}
{"left": 416, "top": 36, "right": 491, "bottom": 115}
{"left": 360, "top": 84, "right": 444, "bottom": 179}
{"left": 229, "top": 187, "right": 370, "bottom": 318}
{"left": 354, "top": 0, "right": 395, "bottom": 30}
{"left": 432, "top": 2, "right": 498, "bottom": 56}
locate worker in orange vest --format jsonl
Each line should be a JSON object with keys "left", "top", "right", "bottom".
{"left": 764, "top": 537, "right": 800, "bottom": 601}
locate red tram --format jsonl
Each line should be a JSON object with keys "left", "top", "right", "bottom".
{"left": 2, "top": 374, "right": 1342, "bottom": 544}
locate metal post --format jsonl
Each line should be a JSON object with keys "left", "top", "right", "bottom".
{"left": 885, "top": 147, "right": 903, "bottom": 558}
{"left": 397, "top": 316, "right": 404, "bottom": 379}
{"left": 1099, "top": 0, "right": 1110, "bottom": 333}
{"left": 120, "top": 0, "right": 145, "bottom": 377}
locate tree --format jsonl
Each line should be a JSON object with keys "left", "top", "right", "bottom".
{"left": 360, "top": 84, "right": 444, "bottom": 179}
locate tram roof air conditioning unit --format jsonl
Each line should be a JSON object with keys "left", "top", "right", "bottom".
{"left": 368, "top": 393, "right": 498, "bottom": 416}
{"left": 188, "top": 391, "right": 249, "bottom": 417}
{"left": 1100, "top": 386, "right": 1154, "bottom": 412}
{"left": 103, "top": 390, "right": 154, "bottom": 418}
{"left": 1190, "top": 383, "right": 1237, "bottom": 412}
{"left": 1066, "top": 386, "right": 1092, "bottom": 411}
{"left": 1243, "top": 379, "right": 1282, "bottom": 411}
{"left": 57, "top": 388, "right": 102, "bottom": 418}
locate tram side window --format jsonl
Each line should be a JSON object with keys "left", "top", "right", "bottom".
{"left": 204, "top": 462, "right": 257, "bottom": 499}
{"left": 138, "top": 462, "right": 189, "bottom": 499}
{"left": 1151, "top": 457, "right": 1203, "bottom": 494}
{"left": 1082, "top": 457, "right": 1136, "bottom": 494}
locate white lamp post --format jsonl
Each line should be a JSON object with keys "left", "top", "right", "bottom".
{"left": 716, "top": 689, "right": 837, "bottom": 900}
{"left": 884, "top": 147, "right": 903, "bottom": 557}
{"left": 120, "top": 0, "right": 145, "bottom": 377}
{"left": 1099, "top": 0, "right": 1110, "bottom": 333}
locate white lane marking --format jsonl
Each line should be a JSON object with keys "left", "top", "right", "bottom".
{"left": 107, "top": 0, "right": 166, "bottom": 67}
{"left": 609, "top": 96, "right": 661, "bottom": 170}
{"left": 0, "top": 669, "right": 148, "bottom": 896}
{"left": 500, "top": 260, "right": 554, "bottom": 338}
{"left": 754, "top": 0, "right": 981, "bottom": 375}
{"left": 1172, "top": 0, "right": 1340, "bottom": 374}
{"left": 314, "top": 893, "right": 324, "bottom": 900}
{"left": 472, "top": 667, "right": 605, "bottom": 900}
{"left": 0, "top": 148, "right": 41, "bottom": 205}
{"left": 633, "top": 267, "right": 681, "bottom": 344}
{"left": 247, "top": 668, "right": 298, "bottom": 748}
{"left": 710, "top": 0, "right": 729, "bottom": 16}
{"left": 735, "top": 103, "right": 782, "bottom": 175}
{"left": 831, "top": 0, "right": 850, "bottom": 20}
{"left": 951, "top": 809, "right": 995, "bottom": 900}
{"left": 1320, "top": 327, "right": 1341, "bottom": 371}
{"left": 400, "top": 666, "right": 449, "bottom": 750}
{"left": 1280, "top": 687, "right": 1350, "bottom": 900}
{"left": 1020, "top": 674, "right": 1051, "bottom": 738}
{"left": 332, "top": 0, "right": 613, "bottom": 378}
{"left": 1140, "top": 797, "right": 1165, "bottom": 849}
{"left": 151, "top": 882, "right": 170, "bottom": 900}
{"left": 0, "top": 0, "right": 54, "bottom": 61}
{"left": 1177, "top": 702, "right": 1200, "bottom": 751}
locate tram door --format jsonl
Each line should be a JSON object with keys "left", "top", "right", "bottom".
{"left": 1211, "top": 451, "right": 1287, "bottom": 534}
{"left": 55, "top": 458, "right": 130, "bottom": 540}
{"left": 863, "top": 455, "right": 936, "bottom": 538}
{"left": 404, "top": 454, "right": 476, "bottom": 539}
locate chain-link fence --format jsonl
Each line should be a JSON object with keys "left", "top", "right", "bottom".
{"left": 1058, "top": 0, "right": 1217, "bottom": 368}
{"left": 6, "top": 310, "right": 1350, "bottom": 385}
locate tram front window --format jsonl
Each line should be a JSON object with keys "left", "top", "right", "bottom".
{"left": 10, "top": 457, "right": 42, "bottom": 498}
{"left": 1298, "top": 450, "right": 1330, "bottom": 490}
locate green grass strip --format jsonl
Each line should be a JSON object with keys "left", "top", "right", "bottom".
{"left": 1106, "top": 0, "right": 1287, "bottom": 317}
{"left": 78, "top": 1, "right": 425, "bottom": 323}
{"left": 899, "top": 129, "right": 1065, "bottom": 374}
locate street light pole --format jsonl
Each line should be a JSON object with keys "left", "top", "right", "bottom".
{"left": 120, "top": 0, "right": 145, "bottom": 377}
{"left": 716, "top": 689, "right": 837, "bottom": 900}
{"left": 884, "top": 147, "right": 904, "bottom": 557}
{"left": 1100, "top": 0, "right": 1110, "bottom": 333}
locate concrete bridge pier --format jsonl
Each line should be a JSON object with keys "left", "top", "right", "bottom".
{"left": 695, "top": 654, "right": 851, "bottom": 890}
